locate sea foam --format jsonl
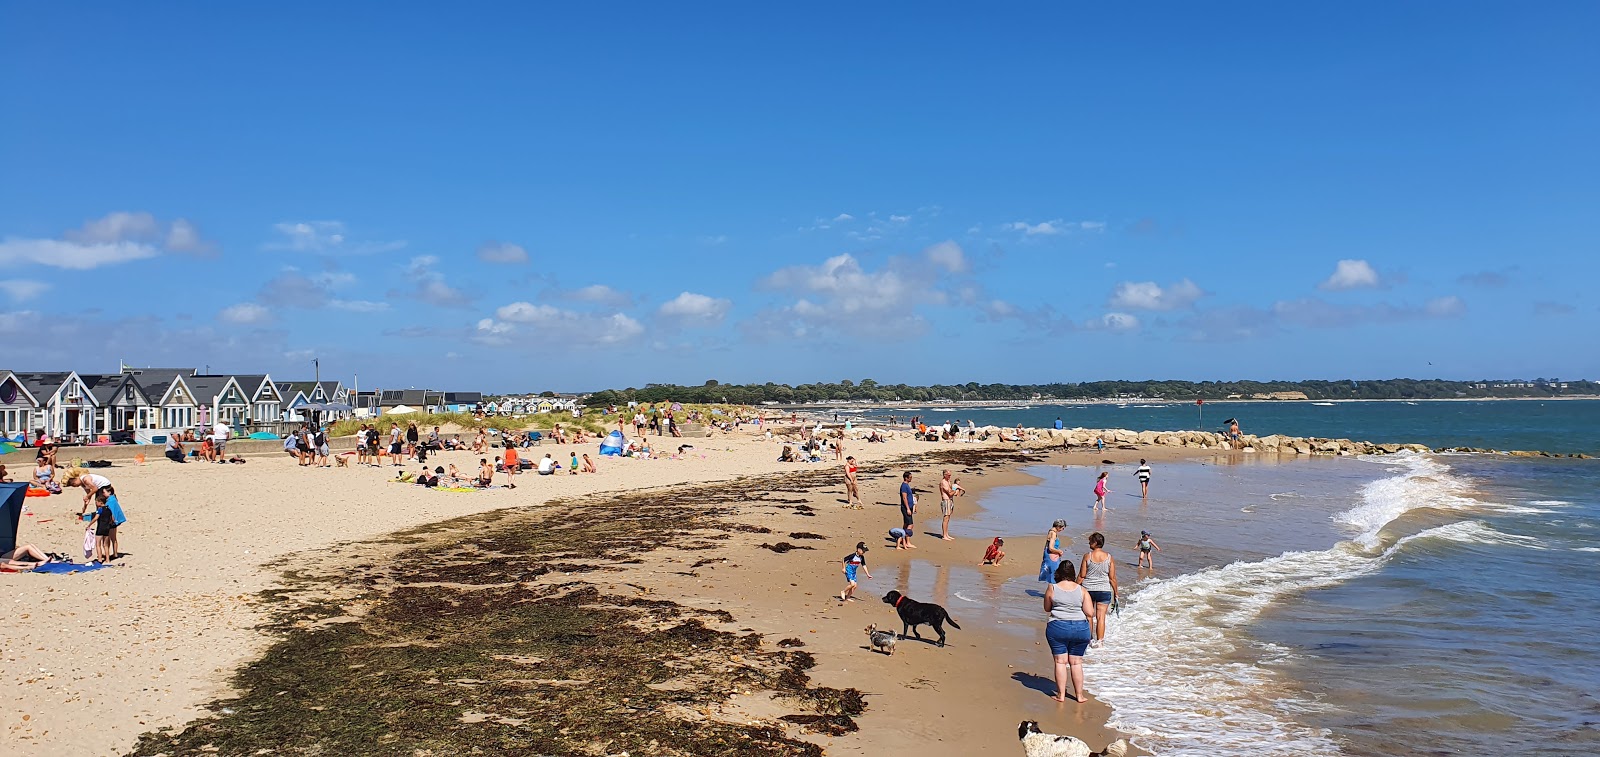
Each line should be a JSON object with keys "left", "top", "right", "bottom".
{"left": 1094, "top": 454, "right": 1491, "bottom": 756}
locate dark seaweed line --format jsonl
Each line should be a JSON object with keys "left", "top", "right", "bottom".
{"left": 128, "top": 449, "right": 1033, "bottom": 757}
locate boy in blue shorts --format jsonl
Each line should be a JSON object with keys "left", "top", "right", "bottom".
{"left": 839, "top": 542, "right": 871, "bottom": 602}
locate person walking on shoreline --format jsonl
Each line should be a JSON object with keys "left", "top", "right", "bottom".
{"left": 1043, "top": 560, "right": 1095, "bottom": 703}
{"left": 1093, "top": 471, "right": 1110, "bottom": 511}
{"left": 844, "top": 456, "right": 862, "bottom": 508}
{"left": 1078, "top": 532, "right": 1118, "bottom": 648}
{"left": 1135, "top": 459, "right": 1152, "bottom": 498}
{"left": 938, "top": 470, "right": 958, "bottom": 541}
{"left": 897, "top": 472, "right": 916, "bottom": 550}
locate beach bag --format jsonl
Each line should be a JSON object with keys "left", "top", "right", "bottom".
{"left": 106, "top": 494, "right": 126, "bottom": 527}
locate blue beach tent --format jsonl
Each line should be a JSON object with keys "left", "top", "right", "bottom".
{"left": 599, "top": 430, "right": 626, "bottom": 456}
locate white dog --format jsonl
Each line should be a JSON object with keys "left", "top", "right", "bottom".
{"left": 1018, "top": 721, "right": 1128, "bottom": 757}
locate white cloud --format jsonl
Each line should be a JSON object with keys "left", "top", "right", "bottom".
{"left": 1425, "top": 295, "right": 1465, "bottom": 317}
{"left": 0, "top": 279, "right": 50, "bottom": 302}
{"left": 1094, "top": 312, "right": 1140, "bottom": 331}
{"left": 561, "top": 284, "right": 633, "bottom": 308}
{"left": 889, "top": 214, "right": 911, "bottom": 223}
{"left": 749, "top": 242, "right": 971, "bottom": 340}
{"left": 697, "top": 234, "right": 728, "bottom": 245}
{"left": 1320, "top": 259, "right": 1381, "bottom": 290}
{"left": 0, "top": 238, "right": 160, "bottom": 269}
{"left": 1005, "top": 219, "right": 1105, "bottom": 236}
{"left": 1108, "top": 278, "right": 1204, "bottom": 311}
{"left": 658, "top": 292, "right": 731, "bottom": 323}
{"left": 477, "top": 241, "right": 528, "bottom": 264}
{"left": 267, "top": 220, "right": 404, "bottom": 254}
{"left": 392, "top": 256, "right": 471, "bottom": 307}
{"left": 1007, "top": 219, "right": 1065, "bottom": 236}
{"left": 0, "top": 211, "right": 218, "bottom": 270}
{"left": 481, "top": 303, "right": 643, "bottom": 346}
{"left": 329, "top": 299, "right": 390, "bottom": 313}
{"left": 923, "top": 240, "right": 968, "bottom": 274}
{"left": 64, "top": 211, "right": 160, "bottom": 244}
{"left": 218, "top": 302, "right": 272, "bottom": 324}
{"left": 164, "top": 218, "right": 218, "bottom": 255}
{"left": 833, "top": 213, "right": 855, "bottom": 223}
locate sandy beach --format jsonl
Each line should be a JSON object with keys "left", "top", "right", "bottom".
{"left": 3, "top": 426, "right": 1209, "bottom": 755}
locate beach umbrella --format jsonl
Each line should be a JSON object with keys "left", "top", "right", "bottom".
{"left": 0, "top": 482, "right": 27, "bottom": 555}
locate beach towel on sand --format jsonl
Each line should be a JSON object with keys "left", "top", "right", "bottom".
{"left": 23, "top": 561, "right": 111, "bottom": 574}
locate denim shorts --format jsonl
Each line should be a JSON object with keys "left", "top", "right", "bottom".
{"left": 1046, "top": 619, "right": 1091, "bottom": 656}
{"left": 1089, "top": 590, "right": 1114, "bottom": 605}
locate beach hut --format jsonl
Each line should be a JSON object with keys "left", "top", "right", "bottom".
{"left": 0, "top": 371, "right": 43, "bottom": 440}
{"left": 187, "top": 375, "right": 251, "bottom": 428}
{"left": 81, "top": 372, "right": 157, "bottom": 437}
{"left": 234, "top": 375, "right": 283, "bottom": 426}
{"left": 599, "top": 430, "right": 626, "bottom": 456}
{"left": 11, "top": 372, "right": 101, "bottom": 441}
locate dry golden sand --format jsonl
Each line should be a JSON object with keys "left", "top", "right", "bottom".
{"left": 2, "top": 430, "right": 1209, "bottom": 755}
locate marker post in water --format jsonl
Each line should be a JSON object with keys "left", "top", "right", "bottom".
{"left": 1197, "top": 398, "right": 1204, "bottom": 430}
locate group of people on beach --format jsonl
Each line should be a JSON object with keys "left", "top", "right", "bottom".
{"left": 2, "top": 462, "right": 126, "bottom": 571}
{"left": 834, "top": 439, "right": 1168, "bottom": 707}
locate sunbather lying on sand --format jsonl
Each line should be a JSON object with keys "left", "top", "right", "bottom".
{"left": 2, "top": 544, "right": 53, "bottom": 571}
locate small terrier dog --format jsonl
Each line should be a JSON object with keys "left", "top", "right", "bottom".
{"left": 865, "top": 623, "right": 897, "bottom": 656}
{"left": 1017, "top": 721, "right": 1128, "bottom": 757}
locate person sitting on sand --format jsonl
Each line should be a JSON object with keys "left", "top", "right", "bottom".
{"left": 415, "top": 468, "right": 440, "bottom": 488}
{"left": 581, "top": 453, "right": 597, "bottom": 473}
{"left": 199, "top": 435, "right": 216, "bottom": 463}
{"left": 569, "top": 450, "right": 579, "bottom": 475}
{"left": 537, "top": 453, "right": 556, "bottom": 476}
{"left": 476, "top": 458, "right": 494, "bottom": 487}
{"left": 1, "top": 543, "right": 53, "bottom": 571}
{"left": 166, "top": 434, "right": 187, "bottom": 463}
{"left": 982, "top": 537, "right": 1006, "bottom": 565}
{"left": 446, "top": 463, "right": 462, "bottom": 485}
{"left": 30, "top": 459, "right": 57, "bottom": 492}
{"left": 472, "top": 430, "right": 488, "bottom": 454}
{"left": 779, "top": 445, "right": 796, "bottom": 463}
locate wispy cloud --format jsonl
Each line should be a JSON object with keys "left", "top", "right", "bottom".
{"left": 0, "top": 211, "right": 218, "bottom": 269}
{"left": 0, "top": 279, "right": 50, "bottom": 302}
{"left": 1108, "top": 279, "right": 1204, "bottom": 311}
{"left": 1533, "top": 300, "right": 1576, "bottom": 316}
{"left": 266, "top": 220, "right": 405, "bottom": 255}
{"left": 658, "top": 292, "right": 731, "bottom": 325}
{"left": 391, "top": 256, "right": 471, "bottom": 308}
{"left": 1005, "top": 219, "right": 1105, "bottom": 236}
{"left": 476, "top": 240, "right": 528, "bottom": 264}
{"left": 1319, "top": 259, "right": 1382, "bottom": 290}
{"left": 218, "top": 302, "right": 272, "bottom": 324}
{"left": 476, "top": 302, "right": 644, "bottom": 347}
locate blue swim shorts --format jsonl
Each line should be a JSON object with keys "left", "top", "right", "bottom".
{"left": 1046, "top": 619, "right": 1092, "bottom": 656}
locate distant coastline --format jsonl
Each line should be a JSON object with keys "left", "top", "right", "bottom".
{"left": 764, "top": 395, "right": 1600, "bottom": 411}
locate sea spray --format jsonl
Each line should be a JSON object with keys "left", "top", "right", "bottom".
{"left": 1092, "top": 454, "right": 1496, "bottom": 756}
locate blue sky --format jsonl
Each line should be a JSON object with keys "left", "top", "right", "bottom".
{"left": 1, "top": 3, "right": 1596, "bottom": 391}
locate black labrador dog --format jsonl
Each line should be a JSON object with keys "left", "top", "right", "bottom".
{"left": 882, "top": 590, "right": 961, "bottom": 647}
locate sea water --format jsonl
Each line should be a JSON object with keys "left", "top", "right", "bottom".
{"left": 853, "top": 398, "right": 1600, "bottom": 455}
{"left": 960, "top": 453, "right": 1600, "bottom": 755}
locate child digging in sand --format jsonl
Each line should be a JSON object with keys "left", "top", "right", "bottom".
{"left": 839, "top": 542, "right": 871, "bottom": 601}
{"left": 981, "top": 537, "right": 1006, "bottom": 565}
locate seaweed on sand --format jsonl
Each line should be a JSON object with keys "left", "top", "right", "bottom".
{"left": 128, "top": 469, "right": 873, "bottom": 757}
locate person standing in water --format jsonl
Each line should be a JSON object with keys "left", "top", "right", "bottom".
{"left": 1078, "top": 532, "right": 1119, "bottom": 648}
{"left": 1135, "top": 459, "right": 1152, "bottom": 498}
{"left": 938, "top": 469, "right": 958, "bottom": 541}
{"left": 1037, "top": 519, "right": 1068, "bottom": 582}
{"left": 1136, "top": 530, "right": 1161, "bottom": 569}
{"left": 1093, "top": 471, "right": 1110, "bottom": 511}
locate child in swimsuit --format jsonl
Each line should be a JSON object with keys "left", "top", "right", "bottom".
{"left": 1137, "top": 530, "right": 1161, "bottom": 569}
{"left": 981, "top": 537, "right": 1006, "bottom": 565}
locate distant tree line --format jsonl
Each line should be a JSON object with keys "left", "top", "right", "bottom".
{"left": 582, "top": 378, "right": 1600, "bottom": 406}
